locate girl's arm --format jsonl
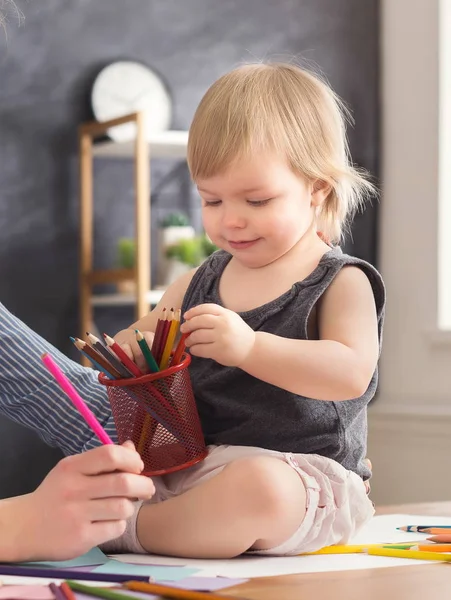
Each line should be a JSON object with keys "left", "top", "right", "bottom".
{"left": 240, "top": 266, "right": 380, "bottom": 400}
{"left": 113, "top": 268, "right": 197, "bottom": 371}
{"left": 183, "top": 266, "right": 380, "bottom": 401}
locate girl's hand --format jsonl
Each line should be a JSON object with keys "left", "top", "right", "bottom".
{"left": 113, "top": 328, "right": 154, "bottom": 372}
{"left": 181, "top": 303, "right": 256, "bottom": 367}
{"left": 17, "top": 442, "right": 154, "bottom": 561}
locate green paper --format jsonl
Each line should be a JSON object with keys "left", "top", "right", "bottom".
{"left": 22, "top": 547, "right": 108, "bottom": 569}
{"left": 92, "top": 559, "right": 199, "bottom": 581}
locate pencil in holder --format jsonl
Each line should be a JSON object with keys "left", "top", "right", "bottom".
{"left": 98, "top": 353, "right": 207, "bottom": 476}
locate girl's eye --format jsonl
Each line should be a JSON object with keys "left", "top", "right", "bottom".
{"left": 247, "top": 198, "right": 272, "bottom": 207}
{"left": 203, "top": 199, "right": 222, "bottom": 206}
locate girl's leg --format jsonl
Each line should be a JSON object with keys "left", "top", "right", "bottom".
{"left": 0, "top": 303, "right": 116, "bottom": 455}
{"left": 136, "top": 455, "right": 307, "bottom": 558}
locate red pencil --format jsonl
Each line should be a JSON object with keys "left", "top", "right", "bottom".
{"left": 60, "top": 583, "right": 77, "bottom": 600}
{"left": 156, "top": 311, "right": 173, "bottom": 364}
{"left": 172, "top": 332, "right": 189, "bottom": 365}
{"left": 103, "top": 334, "right": 143, "bottom": 378}
{"left": 151, "top": 307, "right": 167, "bottom": 358}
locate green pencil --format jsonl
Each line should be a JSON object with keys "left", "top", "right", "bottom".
{"left": 382, "top": 544, "right": 415, "bottom": 550}
{"left": 65, "top": 582, "right": 140, "bottom": 600}
{"left": 67, "top": 579, "right": 247, "bottom": 600}
{"left": 135, "top": 329, "right": 160, "bottom": 373}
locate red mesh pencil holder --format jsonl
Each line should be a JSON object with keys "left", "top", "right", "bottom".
{"left": 98, "top": 353, "right": 207, "bottom": 476}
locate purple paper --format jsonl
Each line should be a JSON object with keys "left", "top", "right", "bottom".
{"left": 158, "top": 576, "right": 249, "bottom": 591}
{"left": 115, "top": 577, "right": 249, "bottom": 593}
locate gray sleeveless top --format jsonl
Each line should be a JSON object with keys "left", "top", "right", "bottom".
{"left": 182, "top": 247, "right": 385, "bottom": 480}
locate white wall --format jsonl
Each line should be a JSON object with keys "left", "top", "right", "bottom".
{"left": 368, "top": 0, "right": 451, "bottom": 505}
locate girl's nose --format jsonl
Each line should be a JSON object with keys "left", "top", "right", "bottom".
{"left": 222, "top": 208, "right": 246, "bottom": 229}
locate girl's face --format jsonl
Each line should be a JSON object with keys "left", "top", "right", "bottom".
{"left": 197, "top": 152, "right": 325, "bottom": 268}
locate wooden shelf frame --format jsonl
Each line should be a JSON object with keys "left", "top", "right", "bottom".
{"left": 78, "top": 112, "right": 151, "bottom": 343}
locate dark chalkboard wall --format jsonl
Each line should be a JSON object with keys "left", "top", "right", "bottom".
{"left": 0, "top": 0, "right": 379, "bottom": 497}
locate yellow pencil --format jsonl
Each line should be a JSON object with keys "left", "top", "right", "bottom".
{"left": 366, "top": 547, "right": 451, "bottom": 562}
{"left": 302, "top": 543, "right": 414, "bottom": 555}
{"left": 159, "top": 309, "right": 180, "bottom": 370}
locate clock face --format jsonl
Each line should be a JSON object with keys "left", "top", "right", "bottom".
{"left": 91, "top": 61, "right": 172, "bottom": 142}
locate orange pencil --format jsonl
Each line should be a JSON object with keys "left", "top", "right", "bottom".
{"left": 428, "top": 534, "right": 451, "bottom": 543}
{"left": 124, "top": 579, "right": 247, "bottom": 600}
{"left": 411, "top": 544, "right": 451, "bottom": 552}
{"left": 420, "top": 528, "right": 451, "bottom": 535}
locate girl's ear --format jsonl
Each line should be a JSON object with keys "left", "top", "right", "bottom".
{"left": 311, "top": 179, "right": 332, "bottom": 207}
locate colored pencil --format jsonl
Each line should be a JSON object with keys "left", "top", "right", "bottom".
{"left": 151, "top": 307, "right": 167, "bottom": 358}
{"left": 398, "top": 525, "right": 451, "bottom": 532}
{"left": 60, "top": 582, "right": 77, "bottom": 600}
{"left": 125, "top": 579, "right": 249, "bottom": 600}
{"left": 0, "top": 565, "right": 150, "bottom": 584}
{"left": 160, "top": 310, "right": 180, "bottom": 370}
{"left": 428, "top": 534, "right": 451, "bottom": 543}
{"left": 66, "top": 583, "right": 140, "bottom": 600}
{"left": 86, "top": 332, "right": 133, "bottom": 379}
{"left": 156, "top": 311, "right": 173, "bottom": 364}
{"left": 303, "top": 543, "right": 418, "bottom": 555}
{"left": 410, "top": 544, "right": 451, "bottom": 552}
{"left": 417, "top": 528, "right": 451, "bottom": 535}
{"left": 366, "top": 547, "right": 451, "bottom": 562}
{"left": 72, "top": 338, "right": 122, "bottom": 379}
{"left": 49, "top": 583, "right": 67, "bottom": 600}
{"left": 70, "top": 337, "right": 116, "bottom": 379}
{"left": 172, "top": 332, "right": 189, "bottom": 366}
{"left": 103, "top": 333, "right": 143, "bottom": 378}
{"left": 381, "top": 544, "right": 416, "bottom": 550}
{"left": 41, "top": 353, "right": 113, "bottom": 445}
{"left": 135, "top": 330, "right": 159, "bottom": 373}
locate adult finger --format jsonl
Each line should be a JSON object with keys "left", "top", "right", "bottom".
{"left": 85, "top": 472, "right": 155, "bottom": 500}
{"left": 61, "top": 445, "right": 144, "bottom": 477}
{"left": 87, "top": 497, "right": 137, "bottom": 521}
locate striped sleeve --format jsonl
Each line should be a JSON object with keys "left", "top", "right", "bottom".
{"left": 0, "top": 303, "right": 117, "bottom": 455}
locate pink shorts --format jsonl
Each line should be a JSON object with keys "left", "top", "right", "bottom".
{"left": 149, "top": 444, "right": 374, "bottom": 556}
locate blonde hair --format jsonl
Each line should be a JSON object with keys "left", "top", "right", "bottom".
{"left": 187, "top": 62, "right": 375, "bottom": 244}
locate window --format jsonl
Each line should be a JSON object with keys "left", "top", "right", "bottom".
{"left": 438, "top": 0, "right": 451, "bottom": 329}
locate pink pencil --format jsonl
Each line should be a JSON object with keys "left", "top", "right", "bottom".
{"left": 41, "top": 353, "right": 114, "bottom": 445}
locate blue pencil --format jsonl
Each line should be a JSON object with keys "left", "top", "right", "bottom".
{"left": 397, "top": 525, "right": 451, "bottom": 532}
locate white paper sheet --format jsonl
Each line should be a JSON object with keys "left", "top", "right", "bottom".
{"left": 111, "top": 514, "right": 451, "bottom": 578}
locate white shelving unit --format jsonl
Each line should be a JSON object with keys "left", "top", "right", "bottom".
{"left": 78, "top": 112, "right": 188, "bottom": 356}
{"left": 92, "top": 130, "right": 189, "bottom": 159}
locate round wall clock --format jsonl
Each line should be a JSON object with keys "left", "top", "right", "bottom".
{"left": 91, "top": 60, "right": 172, "bottom": 142}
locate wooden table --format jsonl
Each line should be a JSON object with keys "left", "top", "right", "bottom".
{"left": 225, "top": 502, "right": 451, "bottom": 600}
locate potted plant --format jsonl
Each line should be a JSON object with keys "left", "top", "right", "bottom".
{"left": 116, "top": 237, "right": 136, "bottom": 294}
{"left": 164, "top": 234, "right": 217, "bottom": 284}
{"left": 158, "top": 212, "right": 195, "bottom": 285}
